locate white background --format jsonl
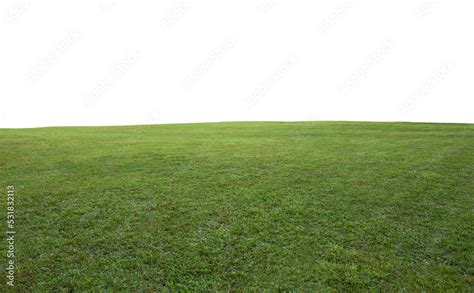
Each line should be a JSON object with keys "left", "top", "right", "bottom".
{"left": 1, "top": 1, "right": 473, "bottom": 128}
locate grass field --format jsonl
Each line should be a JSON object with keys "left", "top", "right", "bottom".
{"left": 1, "top": 121, "right": 473, "bottom": 290}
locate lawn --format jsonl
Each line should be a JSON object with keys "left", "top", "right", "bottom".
{"left": 1, "top": 121, "right": 473, "bottom": 290}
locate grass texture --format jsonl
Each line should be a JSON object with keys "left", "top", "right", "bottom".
{"left": 1, "top": 121, "right": 473, "bottom": 290}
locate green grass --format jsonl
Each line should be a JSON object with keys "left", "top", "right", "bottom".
{"left": 1, "top": 121, "right": 473, "bottom": 291}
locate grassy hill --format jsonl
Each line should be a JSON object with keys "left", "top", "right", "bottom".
{"left": 1, "top": 121, "right": 473, "bottom": 290}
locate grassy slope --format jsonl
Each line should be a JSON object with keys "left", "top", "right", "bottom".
{"left": 0, "top": 121, "right": 473, "bottom": 291}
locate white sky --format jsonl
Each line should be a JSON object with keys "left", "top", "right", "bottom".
{"left": 1, "top": 1, "right": 473, "bottom": 128}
